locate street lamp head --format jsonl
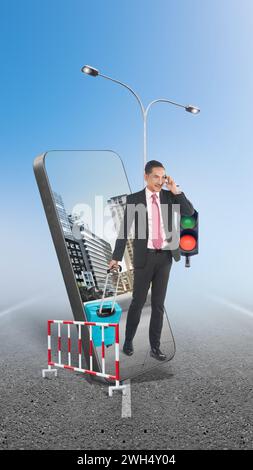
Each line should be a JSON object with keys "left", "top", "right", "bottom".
{"left": 81, "top": 65, "right": 99, "bottom": 77}
{"left": 185, "top": 105, "right": 200, "bottom": 114}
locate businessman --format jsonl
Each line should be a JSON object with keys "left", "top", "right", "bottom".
{"left": 109, "top": 160, "right": 195, "bottom": 360}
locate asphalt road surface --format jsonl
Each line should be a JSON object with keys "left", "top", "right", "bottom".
{"left": 0, "top": 292, "right": 252, "bottom": 450}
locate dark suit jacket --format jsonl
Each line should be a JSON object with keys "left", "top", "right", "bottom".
{"left": 112, "top": 187, "right": 195, "bottom": 268}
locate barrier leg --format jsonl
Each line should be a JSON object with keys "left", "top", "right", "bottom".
{"left": 42, "top": 366, "right": 58, "bottom": 378}
{"left": 108, "top": 324, "right": 126, "bottom": 397}
{"left": 42, "top": 320, "right": 58, "bottom": 378}
{"left": 108, "top": 381, "right": 127, "bottom": 397}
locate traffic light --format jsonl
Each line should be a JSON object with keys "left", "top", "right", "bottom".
{"left": 179, "top": 210, "right": 199, "bottom": 267}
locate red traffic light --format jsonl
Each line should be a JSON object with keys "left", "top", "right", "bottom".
{"left": 179, "top": 234, "right": 197, "bottom": 251}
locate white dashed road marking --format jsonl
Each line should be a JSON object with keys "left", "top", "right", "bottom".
{"left": 209, "top": 294, "right": 253, "bottom": 318}
{"left": 0, "top": 296, "right": 42, "bottom": 319}
{"left": 121, "top": 379, "right": 131, "bottom": 418}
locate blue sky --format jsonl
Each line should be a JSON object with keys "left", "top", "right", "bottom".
{"left": 1, "top": 0, "right": 253, "bottom": 310}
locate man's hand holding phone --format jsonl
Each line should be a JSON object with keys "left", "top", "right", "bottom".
{"left": 164, "top": 175, "right": 182, "bottom": 195}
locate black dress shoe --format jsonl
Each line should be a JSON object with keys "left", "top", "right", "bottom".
{"left": 150, "top": 347, "right": 167, "bottom": 361}
{"left": 123, "top": 340, "right": 134, "bottom": 356}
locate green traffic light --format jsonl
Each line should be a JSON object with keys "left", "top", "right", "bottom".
{"left": 181, "top": 215, "right": 196, "bottom": 229}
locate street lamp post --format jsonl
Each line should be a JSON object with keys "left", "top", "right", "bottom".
{"left": 81, "top": 65, "right": 200, "bottom": 184}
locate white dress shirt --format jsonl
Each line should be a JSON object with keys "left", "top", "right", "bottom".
{"left": 145, "top": 186, "right": 170, "bottom": 249}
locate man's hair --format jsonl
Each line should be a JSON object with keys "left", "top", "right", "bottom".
{"left": 144, "top": 160, "right": 165, "bottom": 175}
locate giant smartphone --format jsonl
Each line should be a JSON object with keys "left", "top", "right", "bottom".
{"left": 33, "top": 150, "right": 175, "bottom": 383}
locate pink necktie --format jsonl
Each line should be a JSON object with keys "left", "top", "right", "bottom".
{"left": 151, "top": 193, "right": 163, "bottom": 249}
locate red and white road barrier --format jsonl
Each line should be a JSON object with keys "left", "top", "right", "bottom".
{"left": 42, "top": 320, "right": 126, "bottom": 396}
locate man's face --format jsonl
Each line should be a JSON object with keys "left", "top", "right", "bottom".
{"left": 144, "top": 166, "right": 167, "bottom": 192}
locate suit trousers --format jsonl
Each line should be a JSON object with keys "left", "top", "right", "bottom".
{"left": 125, "top": 250, "right": 173, "bottom": 348}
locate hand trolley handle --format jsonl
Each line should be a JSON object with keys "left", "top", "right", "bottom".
{"left": 99, "top": 264, "right": 122, "bottom": 315}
